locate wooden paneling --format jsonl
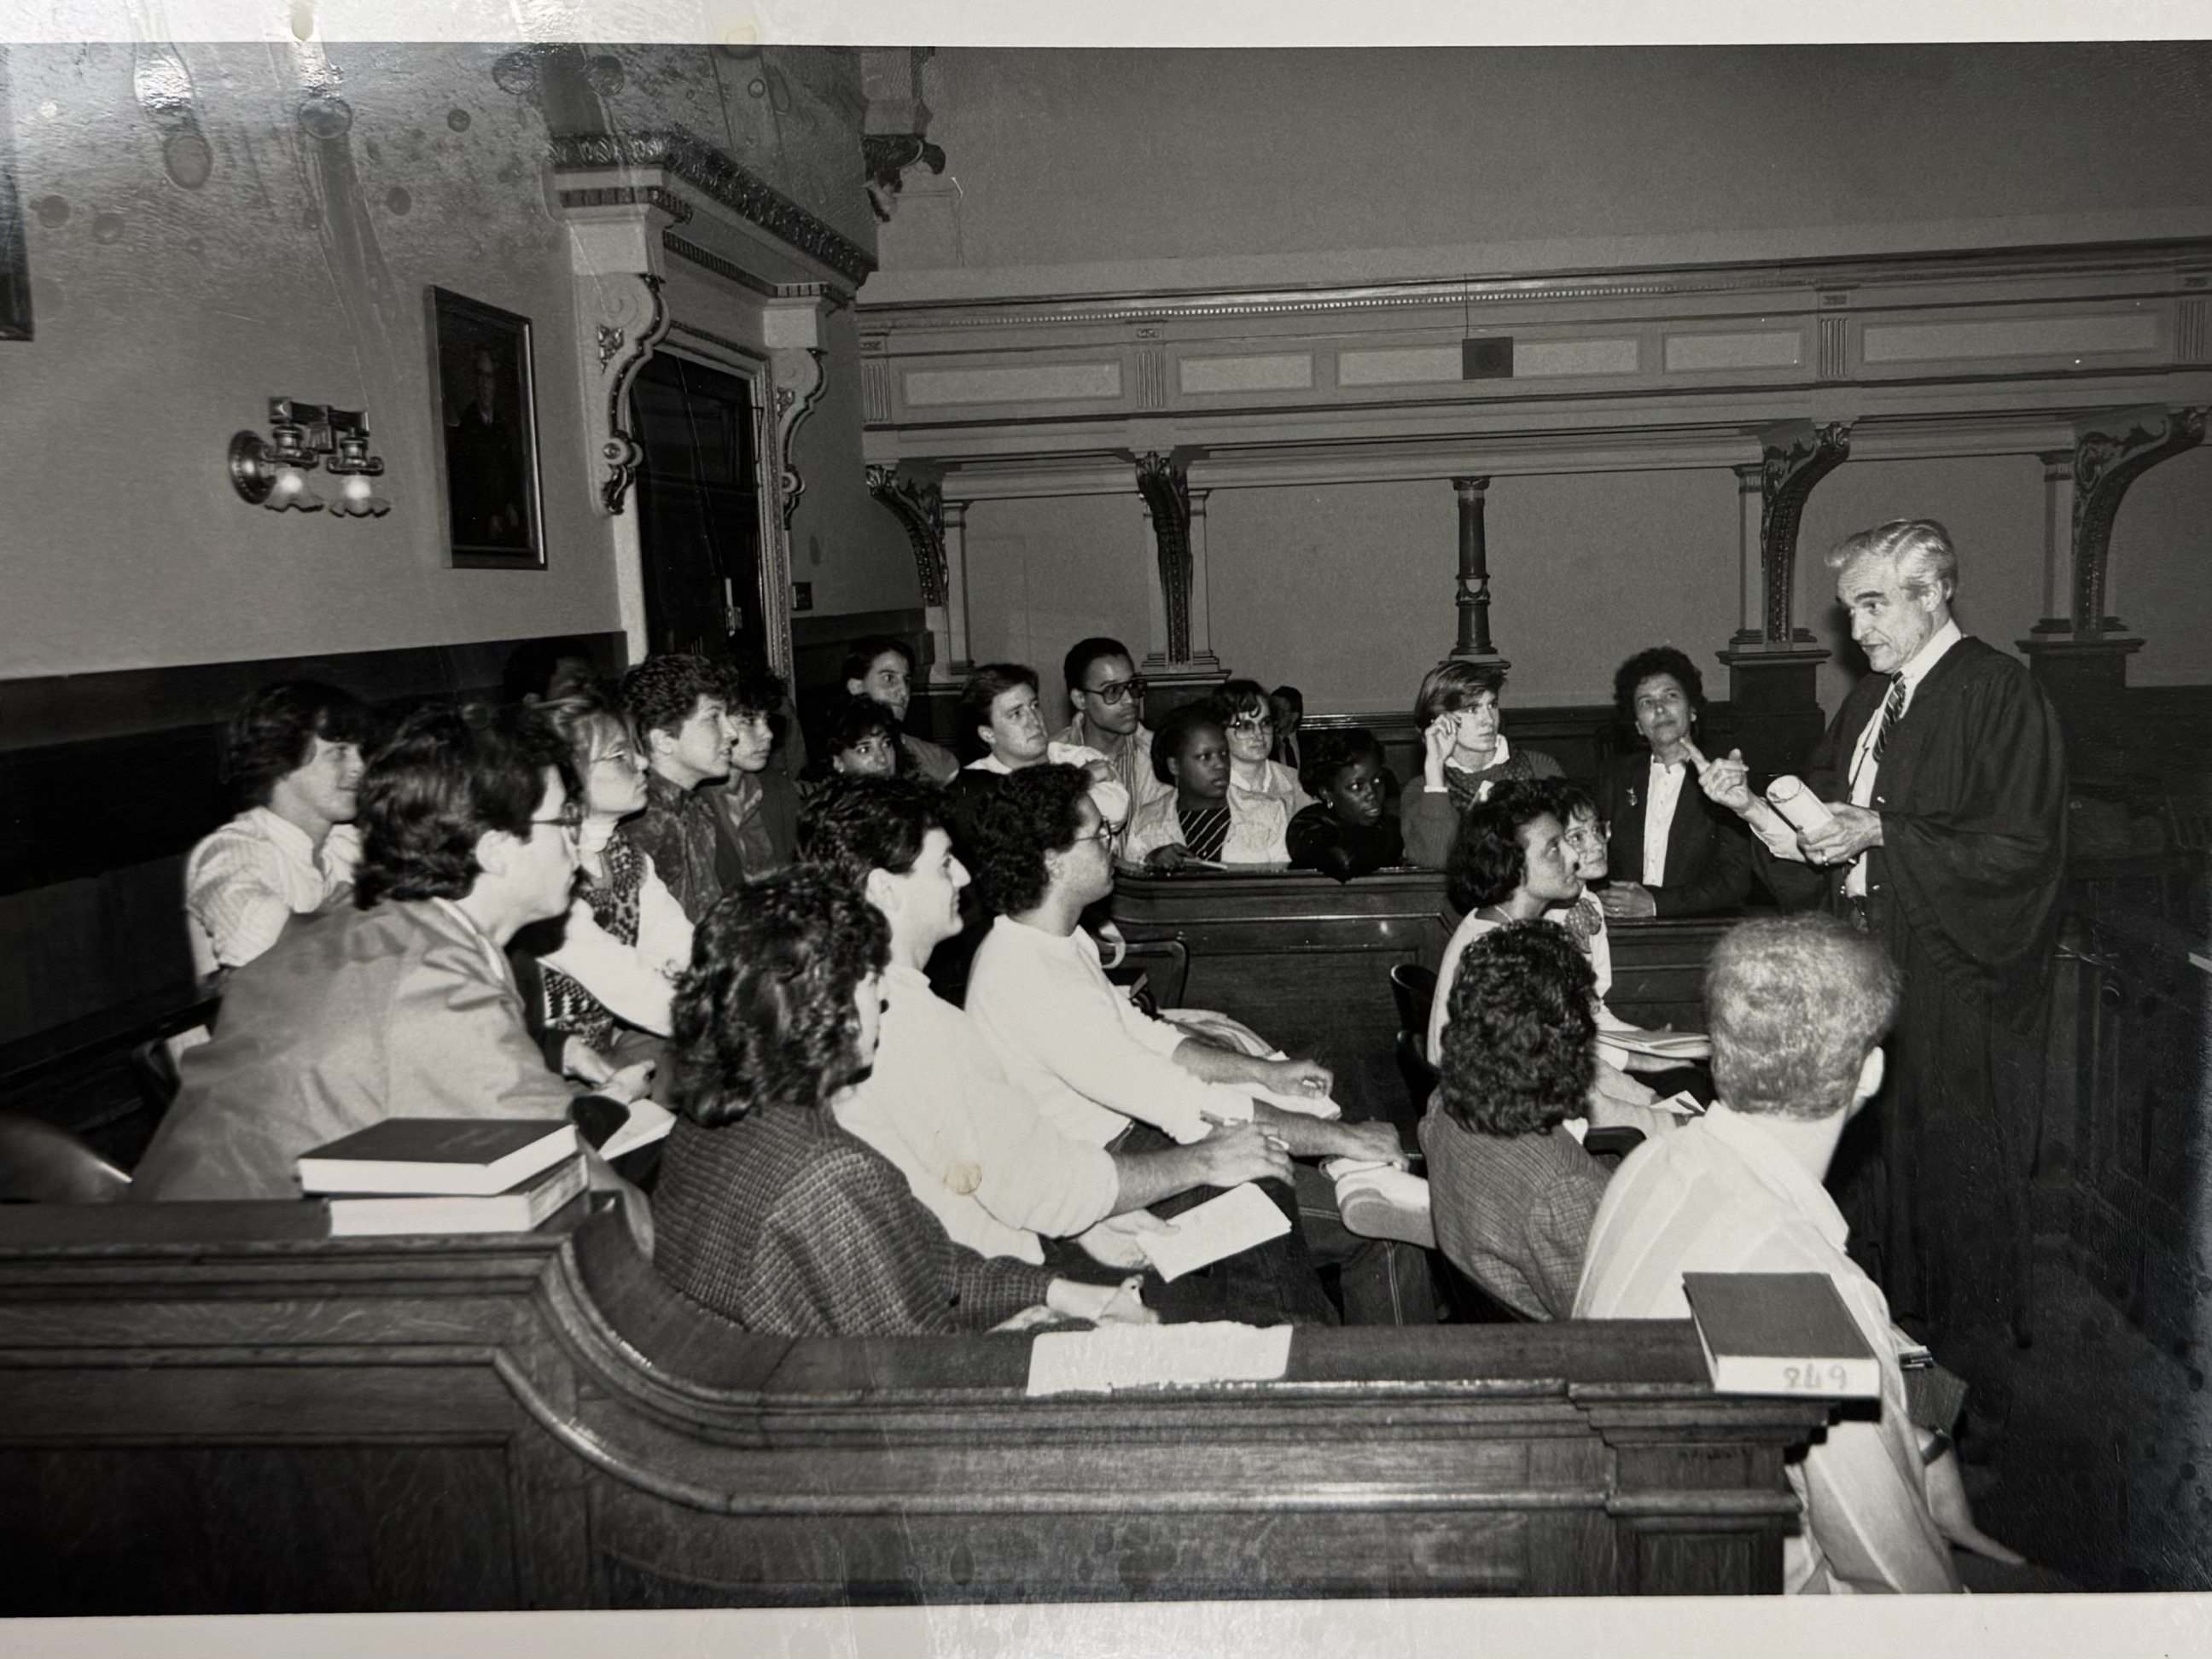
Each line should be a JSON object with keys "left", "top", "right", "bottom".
{"left": 0, "top": 1200, "right": 1825, "bottom": 1612}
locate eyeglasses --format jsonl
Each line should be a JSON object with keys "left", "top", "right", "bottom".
{"left": 531, "top": 804, "right": 585, "bottom": 831}
{"left": 1072, "top": 820, "right": 1122, "bottom": 845}
{"left": 1225, "top": 713, "right": 1276, "bottom": 732}
{"left": 1081, "top": 677, "right": 1148, "bottom": 707}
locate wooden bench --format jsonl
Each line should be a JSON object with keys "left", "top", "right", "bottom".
{"left": 0, "top": 1197, "right": 1825, "bottom": 1611}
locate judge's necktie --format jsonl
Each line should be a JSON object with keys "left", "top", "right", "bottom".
{"left": 1869, "top": 672, "right": 1908, "bottom": 765}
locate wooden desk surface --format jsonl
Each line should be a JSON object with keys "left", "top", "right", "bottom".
{"left": 0, "top": 1199, "right": 1823, "bottom": 1612}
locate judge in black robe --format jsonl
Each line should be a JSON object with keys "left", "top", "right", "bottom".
{"left": 1699, "top": 521, "right": 2067, "bottom": 1425}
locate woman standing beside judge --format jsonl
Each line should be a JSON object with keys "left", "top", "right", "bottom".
{"left": 1403, "top": 661, "right": 1563, "bottom": 870}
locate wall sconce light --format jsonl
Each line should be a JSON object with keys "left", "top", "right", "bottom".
{"left": 230, "top": 399, "right": 390, "bottom": 516}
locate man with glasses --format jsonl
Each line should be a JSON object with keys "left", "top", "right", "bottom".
{"left": 133, "top": 702, "right": 655, "bottom": 1202}
{"left": 1057, "top": 637, "right": 1173, "bottom": 832}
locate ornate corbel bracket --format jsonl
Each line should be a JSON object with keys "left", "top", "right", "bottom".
{"left": 866, "top": 463, "right": 947, "bottom": 604}
{"left": 2070, "top": 405, "right": 2207, "bottom": 635}
{"left": 862, "top": 134, "right": 947, "bottom": 222}
{"left": 771, "top": 344, "right": 829, "bottom": 533}
{"left": 583, "top": 271, "right": 670, "bottom": 515}
{"left": 1758, "top": 420, "right": 1852, "bottom": 644}
{"left": 1134, "top": 451, "right": 1196, "bottom": 664}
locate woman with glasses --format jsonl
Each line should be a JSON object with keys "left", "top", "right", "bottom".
{"left": 1403, "top": 661, "right": 1563, "bottom": 870}
{"left": 515, "top": 687, "right": 696, "bottom": 1093}
{"left": 1211, "top": 678, "right": 1311, "bottom": 822}
{"left": 1123, "top": 701, "right": 1291, "bottom": 870}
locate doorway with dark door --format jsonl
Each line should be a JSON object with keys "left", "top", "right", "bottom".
{"left": 631, "top": 351, "right": 770, "bottom": 665}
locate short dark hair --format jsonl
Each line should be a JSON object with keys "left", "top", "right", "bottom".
{"left": 958, "top": 663, "right": 1039, "bottom": 759}
{"left": 824, "top": 694, "right": 899, "bottom": 755}
{"left": 1611, "top": 646, "right": 1708, "bottom": 740}
{"left": 218, "top": 681, "right": 374, "bottom": 809}
{"left": 716, "top": 657, "right": 788, "bottom": 720}
{"left": 1299, "top": 726, "right": 1384, "bottom": 799}
{"left": 1445, "top": 779, "right": 1558, "bottom": 914}
{"left": 1210, "top": 677, "right": 1272, "bottom": 725}
{"left": 1437, "top": 923, "right": 1598, "bottom": 1137}
{"left": 962, "top": 762, "right": 1091, "bottom": 915}
{"left": 1150, "top": 700, "right": 1225, "bottom": 784}
{"left": 841, "top": 635, "right": 913, "bottom": 688}
{"left": 501, "top": 636, "right": 597, "bottom": 706}
{"left": 1063, "top": 637, "right": 1133, "bottom": 693}
{"left": 354, "top": 701, "right": 574, "bottom": 906}
{"left": 1708, "top": 914, "right": 1901, "bottom": 1121}
{"left": 1538, "top": 777, "right": 1598, "bottom": 827}
{"left": 800, "top": 774, "right": 948, "bottom": 892}
{"left": 620, "top": 655, "right": 721, "bottom": 742}
{"left": 1414, "top": 660, "right": 1507, "bottom": 729}
{"left": 1268, "top": 684, "right": 1303, "bottom": 718}
{"left": 667, "top": 866, "right": 889, "bottom": 1129}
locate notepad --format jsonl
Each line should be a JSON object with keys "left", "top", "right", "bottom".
{"left": 1595, "top": 1029, "right": 1712, "bottom": 1062}
{"left": 1137, "top": 1183, "right": 1291, "bottom": 1281}
{"left": 1026, "top": 1322, "right": 1294, "bottom": 1396}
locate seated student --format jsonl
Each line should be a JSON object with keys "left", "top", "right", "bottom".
{"left": 704, "top": 658, "right": 800, "bottom": 882}
{"left": 185, "top": 680, "right": 374, "bottom": 977}
{"left": 1427, "top": 782, "right": 1677, "bottom": 1133}
{"left": 1421, "top": 923, "right": 1615, "bottom": 1320}
{"left": 956, "top": 662, "right": 1131, "bottom": 828}
{"left": 1592, "top": 647, "right": 1757, "bottom": 920}
{"left": 1287, "top": 727, "right": 1403, "bottom": 882}
{"left": 806, "top": 694, "right": 905, "bottom": 785}
{"left": 804, "top": 776, "right": 1295, "bottom": 1271}
{"left": 1403, "top": 661, "right": 1563, "bottom": 869}
{"left": 1213, "top": 678, "right": 1310, "bottom": 818}
{"left": 1575, "top": 914, "right": 2013, "bottom": 1594}
{"left": 963, "top": 765, "right": 1423, "bottom": 1326}
{"left": 517, "top": 689, "right": 693, "bottom": 1075}
{"left": 133, "top": 703, "right": 655, "bottom": 1202}
{"left": 617, "top": 654, "right": 742, "bottom": 924}
{"left": 1123, "top": 701, "right": 1290, "bottom": 870}
{"left": 648, "top": 866, "right": 1155, "bottom": 1336}
{"left": 1267, "top": 684, "right": 1305, "bottom": 772}
{"left": 1057, "top": 636, "right": 1174, "bottom": 822}
{"left": 843, "top": 634, "right": 958, "bottom": 783}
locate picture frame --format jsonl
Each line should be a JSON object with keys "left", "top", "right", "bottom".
{"left": 428, "top": 286, "right": 544, "bottom": 569}
{"left": 0, "top": 50, "right": 31, "bottom": 343}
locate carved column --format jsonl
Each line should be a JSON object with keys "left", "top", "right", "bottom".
{"left": 1714, "top": 422, "right": 1849, "bottom": 775}
{"left": 867, "top": 463, "right": 968, "bottom": 682}
{"left": 2021, "top": 405, "right": 2206, "bottom": 715}
{"left": 1730, "top": 463, "right": 1765, "bottom": 643}
{"left": 1136, "top": 451, "right": 1221, "bottom": 684}
{"left": 1448, "top": 476, "right": 1507, "bottom": 668}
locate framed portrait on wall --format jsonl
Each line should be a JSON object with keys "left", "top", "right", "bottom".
{"left": 428, "top": 286, "right": 544, "bottom": 569}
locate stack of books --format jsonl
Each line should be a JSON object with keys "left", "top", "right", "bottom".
{"left": 297, "top": 1118, "right": 586, "bottom": 1237}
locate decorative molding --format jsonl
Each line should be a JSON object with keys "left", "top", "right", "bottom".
{"left": 862, "top": 355, "right": 894, "bottom": 423}
{"left": 1663, "top": 330, "right": 1803, "bottom": 373}
{"left": 557, "top": 185, "right": 693, "bottom": 225}
{"left": 662, "top": 231, "right": 783, "bottom": 299}
{"left": 2070, "top": 405, "right": 2208, "bottom": 635}
{"left": 667, "top": 319, "right": 760, "bottom": 362}
{"left": 771, "top": 345, "right": 830, "bottom": 533}
{"left": 904, "top": 361, "right": 1123, "bottom": 408}
{"left": 1818, "top": 313, "right": 1850, "bottom": 381}
{"left": 1861, "top": 311, "right": 2160, "bottom": 365}
{"left": 583, "top": 271, "right": 670, "bottom": 515}
{"left": 861, "top": 133, "right": 946, "bottom": 222}
{"left": 1450, "top": 475, "right": 1503, "bottom": 666}
{"left": 1758, "top": 421, "right": 1852, "bottom": 646}
{"left": 2180, "top": 296, "right": 2210, "bottom": 364}
{"left": 1134, "top": 346, "right": 1170, "bottom": 410}
{"left": 1134, "top": 452, "right": 1196, "bottom": 664}
{"left": 866, "top": 463, "right": 948, "bottom": 607}
{"left": 549, "top": 127, "right": 876, "bottom": 288}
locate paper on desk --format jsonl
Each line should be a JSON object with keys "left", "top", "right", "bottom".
{"left": 1655, "top": 1090, "right": 1704, "bottom": 1117}
{"left": 600, "top": 1098, "right": 676, "bottom": 1161}
{"left": 1595, "top": 1028, "right": 1712, "bottom": 1062}
{"left": 1026, "top": 1321, "right": 1293, "bottom": 1397}
{"left": 1137, "top": 1182, "right": 1291, "bottom": 1281}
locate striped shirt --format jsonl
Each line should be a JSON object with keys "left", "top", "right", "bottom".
{"left": 184, "top": 806, "right": 360, "bottom": 976}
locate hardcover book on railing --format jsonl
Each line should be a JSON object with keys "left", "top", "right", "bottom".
{"left": 1681, "top": 1272, "right": 1880, "bottom": 1400}
{"left": 324, "top": 1155, "right": 589, "bottom": 1237}
{"left": 297, "top": 1118, "right": 578, "bottom": 1196}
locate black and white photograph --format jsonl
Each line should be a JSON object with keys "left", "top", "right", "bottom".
{"left": 0, "top": 7, "right": 2206, "bottom": 1655}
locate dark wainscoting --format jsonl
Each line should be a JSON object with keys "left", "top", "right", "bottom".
{"left": 0, "top": 632, "right": 625, "bottom": 1053}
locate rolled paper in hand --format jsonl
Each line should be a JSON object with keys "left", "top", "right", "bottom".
{"left": 1766, "top": 775, "right": 1837, "bottom": 836}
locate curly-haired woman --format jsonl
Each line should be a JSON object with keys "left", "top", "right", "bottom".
{"left": 649, "top": 865, "right": 1155, "bottom": 1336}
{"left": 1418, "top": 922, "right": 1613, "bottom": 1319}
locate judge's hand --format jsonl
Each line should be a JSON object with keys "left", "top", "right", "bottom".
{"left": 1195, "top": 1121, "right": 1296, "bottom": 1188}
{"left": 1800, "top": 800, "right": 1883, "bottom": 865}
{"left": 1266, "top": 1057, "right": 1336, "bottom": 1098}
{"left": 1598, "top": 880, "right": 1657, "bottom": 919}
{"left": 1420, "top": 717, "right": 1454, "bottom": 789}
{"left": 1146, "top": 842, "right": 1192, "bottom": 872}
{"left": 1688, "top": 742, "right": 1755, "bottom": 814}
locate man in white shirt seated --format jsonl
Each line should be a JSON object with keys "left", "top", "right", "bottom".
{"left": 185, "top": 680, "right": 374, "bottom": 977}
{"left": 1575, "top": 913, "right": 2023, "bottom": 1593}
{"left": 134, "top": 702, "right": 653, "bottom": 1214}
{"left": 800, "top": 775, "right": 1295, "bottom": 1282}
{"left": 961, "top": 764, "right": 1429, "bottom": 1324}
{"left": 954, "top": 662, "right": 1131, "bottom": 829}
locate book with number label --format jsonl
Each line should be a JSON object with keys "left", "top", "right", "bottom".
{"left": 298, "top": 1118, "right": 577, "bottom": 1196}
{"left": 1681, "top": 1272, "right": 1880, "bottom": 1399}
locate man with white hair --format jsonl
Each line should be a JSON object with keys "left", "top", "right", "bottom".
{"left": 1696, "top": 519, "right": 2067, "bottom": 1437}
